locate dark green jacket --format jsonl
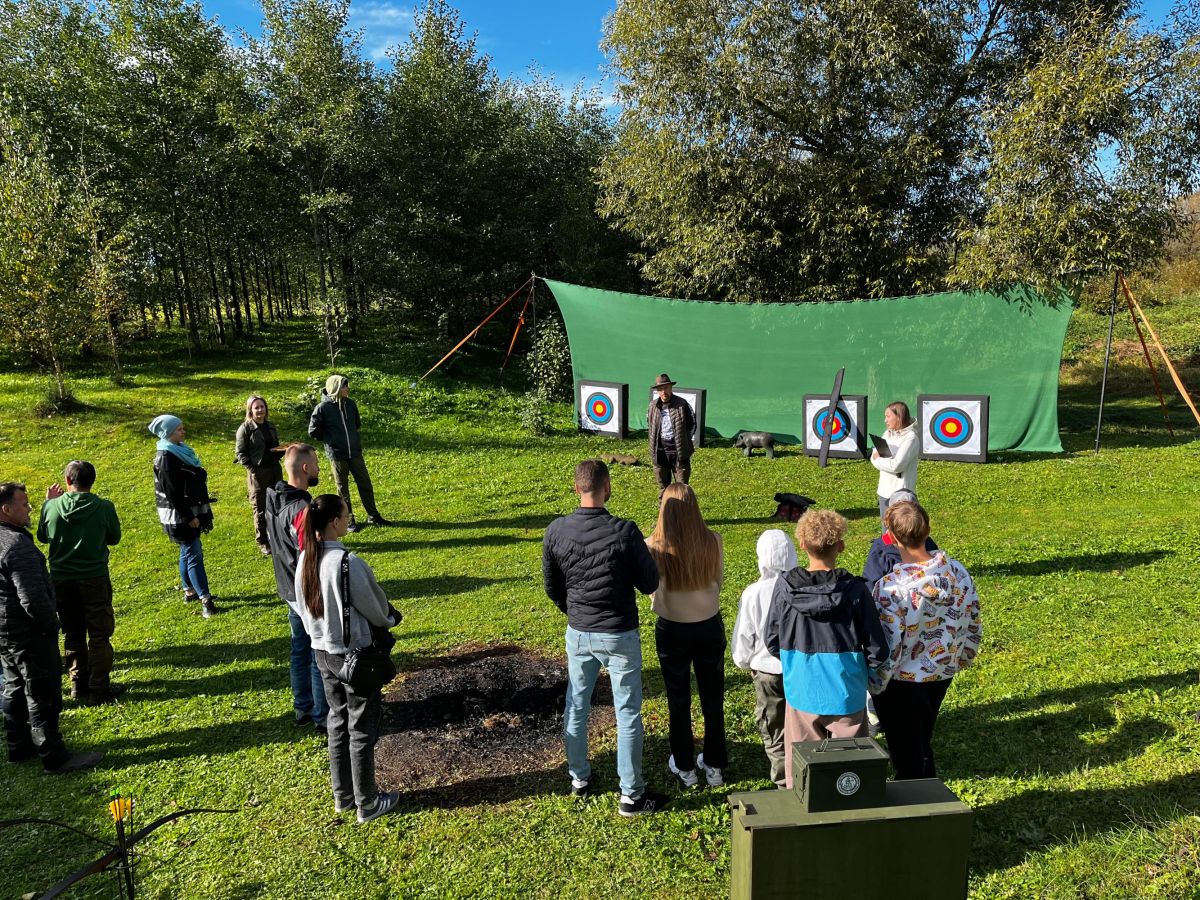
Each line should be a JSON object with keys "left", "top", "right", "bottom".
{"left": 36, "top": 492, "right": 122, "bottom": 581}
{"left": 307, "top": 392, "right": 363, "bottom": 460}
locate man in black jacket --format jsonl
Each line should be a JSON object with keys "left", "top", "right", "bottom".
{"left": 265, "top": 445, "right": 328, "bottom": 730}
{"left": 647, "top": 374, "right": 696, "bottom": 497}
{"left": 0, "top": 482, "right": 102, "bottom": 774}
{"left": 542, "top": 459, "right": 667, "bottom": 817}
{"left": 307, "top": 374, "right": 391, "bottom": 532}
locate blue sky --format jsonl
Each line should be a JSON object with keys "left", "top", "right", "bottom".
{"left": 205, "top": 0, "right": 618, "bottom": 93}
{"left": 202, "top": 0, "right": 1178, "bottom": 93}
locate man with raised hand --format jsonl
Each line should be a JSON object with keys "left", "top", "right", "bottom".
{"left": 542, "top": 459, "right": 667, "bottom": 817}
{"left": 36, "top": 460, "right": 123, "bottom": 705}
{"left": 266, "top": 444, "right": 328, "bottom": 732}
{"left": 0, "top": 482, "right": 102, "bottom": 774}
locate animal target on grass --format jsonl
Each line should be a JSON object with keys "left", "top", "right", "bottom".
{"left": 803, "top": 394, "right": 868, "bottom": 459}
{"left": 577, "top": 380, "right": 629, "bottom": 438}
{"left": 646, "top": 386, "right": 707, "bottom": 448}
{"left": 918, "top": 395, "right": 989, "bottom": 462}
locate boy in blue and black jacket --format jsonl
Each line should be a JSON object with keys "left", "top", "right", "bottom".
{"left": 766, "top": 509, "right": 891, "bottom": 789}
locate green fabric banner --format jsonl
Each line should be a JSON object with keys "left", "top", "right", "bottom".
{"left": 544, "top": 279, "right": 1072, "bottom": 452}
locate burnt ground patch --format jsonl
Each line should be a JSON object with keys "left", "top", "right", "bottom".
{"left": 376, "top": 644, "right": 614, "bottom": 805}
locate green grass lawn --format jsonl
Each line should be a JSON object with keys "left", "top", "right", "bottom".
{"left": 1, "top": 297, "right": 1199, "bottom": 899}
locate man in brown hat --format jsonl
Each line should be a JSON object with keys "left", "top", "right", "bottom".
{"left": 647, "top": 374, "right": 696, "bottom": 495}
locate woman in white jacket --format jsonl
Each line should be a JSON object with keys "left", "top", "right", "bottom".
{"left": 870, "top": 401, "right": 919, "bottom": 528}
{"left": 730, "top": 529, "right": 798, "bottom": 788}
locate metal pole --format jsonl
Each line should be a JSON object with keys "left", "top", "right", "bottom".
{"left": 1094, "top": 271, "right": 1120, "bottom": 452}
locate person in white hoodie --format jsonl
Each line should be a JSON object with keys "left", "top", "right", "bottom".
{"left": 872, "top": 501, "right": 981, "bottom": 780}
{"left": 731, "top": 529, "right": 797, "bottom": 788}
{"left": 870, "top": 401, "right": 919, "bottom": 528}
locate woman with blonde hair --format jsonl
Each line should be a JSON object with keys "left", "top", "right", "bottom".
{"left": 647, "top": 483, "right": 727, "bottom": 788}
{"left": 870, "top": 400, "right": 919, "bottom": 529}
{"left": 235, "top": 394, "right": 283, "bottom": 555}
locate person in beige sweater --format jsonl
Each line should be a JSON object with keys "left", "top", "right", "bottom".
{"left": 870, "top": 401, "right": 920, "bottom": 528}
{"left": 646, "top": 483, "right": 727, "bottom": 788}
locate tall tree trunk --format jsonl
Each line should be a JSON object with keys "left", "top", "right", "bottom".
{"left": 223, "top": 244, "right": 245, "bottom": 337}
{"left": 201, "top": 221, "right": 225, "bottom": 345}
{"left": 241, "top": 245, "right": 261, "bottom": 327}
{"left": 172, "top": 215, "right": 202, "bottom": 355}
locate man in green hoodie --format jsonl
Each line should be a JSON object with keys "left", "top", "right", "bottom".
{"left": 36, "top": 461, "right": 122, "bottom": 704}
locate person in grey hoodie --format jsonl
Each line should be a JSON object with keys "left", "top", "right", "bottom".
{"left": 296, "top": 494, "right": 402, "bottom": 824}
{"left": 36, "top": 461, "right": 122, "bottom": 704}
{"left": 731, "top": 529, "right": 798, "bottom": 788}
{"left": 0, "top": 482, "right": 102, "bottom": 774}
{"left": 307, "top": 375, "right": 391, "bottom": 532}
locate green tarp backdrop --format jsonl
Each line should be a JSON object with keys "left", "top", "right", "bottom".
{"left": 544, "top": 280, "right": 1073, "bottom": 453}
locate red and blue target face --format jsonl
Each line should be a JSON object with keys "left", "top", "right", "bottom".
{"left": 930, "top": 407, "right": 973, "bottom": 447}
{"left": 813, "top": 408, "right": 851, "bottom": 444}
{"left": 584, "top": 392, "right": 614, "bottom": 426}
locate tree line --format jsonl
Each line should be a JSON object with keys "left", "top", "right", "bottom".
{"left": 2, "top": 0, "right": 1199, "bottom": 401}
{"left": 0, "top": 0, "right": 635, "bottom": 397}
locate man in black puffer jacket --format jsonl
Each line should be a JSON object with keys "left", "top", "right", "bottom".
{"left": 0, "top": 482, "right": 102, "bottom": 774}
{"left": 542, "top": 459, "right": 666, "bottom": 818}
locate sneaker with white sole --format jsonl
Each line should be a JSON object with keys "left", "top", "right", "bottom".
{"left": 356, "top": 789, "right": 400, "bottom": 823}
{"left": 667, "top": 755, "right": 699, "bottom": 789}
{"left": 696, "top": 753, "right": 724, "bottom": 787}
{"left": 618, "top": 790, "right": 669, "bottom": 817}
{"left": 570, "top": 778, "right": 592, "bottom": 799}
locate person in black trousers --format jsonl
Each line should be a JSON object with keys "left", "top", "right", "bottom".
{"left": 235, "top": 394, "right": 283, "bottom": 556}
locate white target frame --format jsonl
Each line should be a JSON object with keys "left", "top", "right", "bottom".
{"left": 646, "top": 387, "right": 707, "bottom": 448}
{"left": 918, "top": 394, "right": 989, "bottom": 463}
{"left": 802, "top": 394, "right": 868, "bottom": 460}
{"left": 577, "top": 380, "right": 629, "bottom": 438}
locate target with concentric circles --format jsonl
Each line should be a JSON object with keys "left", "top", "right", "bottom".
{"left": 813, "top": 407, "right": 851, "bottom": 444}
{"left": 584, "top": 392, "right": 614, "bottom": 425}
{"left": 930, "top": 407, "right": 973, "bottom": 447}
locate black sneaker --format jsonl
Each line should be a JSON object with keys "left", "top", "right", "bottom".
{"left": 183, "top": 590, "right": 199, "bottom": 603}
{"left": 295, "top": 713, "right": 314, "bottom": 727}
{"left": 200, "top": 597, "right": 218, "bottom": 618}
{"left": 618, "top": 790, "right": 669, "bottom": 817}
{"left": 87, "top": 685, "right": 127, "bottom": 706}
{"left": 44, "top": 751, "right": 104, "bottom": 775}
{"left": 346, "top": 522, "right": 361, "bottom": 534}
{"left": 366, "top": 515, "right": 393, "bottom": 527}
{"left": 570, "top": 778, "right": 592, "bottom": 799}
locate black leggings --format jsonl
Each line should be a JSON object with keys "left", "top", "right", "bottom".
{"left": 654, "top": 614, "right": 728, "bottom": 770}
{"left": 873, "top": 677, "right": 951, "bottom": 780}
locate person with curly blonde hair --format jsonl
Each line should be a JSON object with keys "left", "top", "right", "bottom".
{"left": 647, "top": 483, "right": 727, "bottom": 789}
{"left": 766, "top": 509, "right": 891, "bottom": 789}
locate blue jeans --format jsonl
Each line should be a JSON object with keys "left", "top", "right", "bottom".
{"left": 179, "top": 537, "right": 210, "bottom": 597}
{"left": 288, "top": 610, "right": 328, "bottom": 725}
{"left": 564, "top": 626, "right": 644, "bottom": 798}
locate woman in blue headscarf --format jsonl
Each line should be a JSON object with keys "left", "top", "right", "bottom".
{"left": 149, "top": 415, "right": 217, "bottom": 618}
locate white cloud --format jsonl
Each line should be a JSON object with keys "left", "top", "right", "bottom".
{"left": 348, "top": 0, "right": 413, "bottom": 61}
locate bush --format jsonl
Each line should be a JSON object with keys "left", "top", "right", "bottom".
{"left": 34, "top": 384, "right": 84, "bottom": 417}
{"left": 518, "top": 390, "right": 551, "bottom": 436}
{"left": 526, "top": 316, "right": 572, "bottom": 402}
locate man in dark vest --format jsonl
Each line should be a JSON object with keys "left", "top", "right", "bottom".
{"left": 647, "top": 374, "right": 696, "bottom": 497}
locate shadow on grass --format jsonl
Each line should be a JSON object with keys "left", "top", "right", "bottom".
{"left": 378, "top": 575, "right": 525, "bottom": 601}
{"left": 100, "top": 712, "right": 305, "bottom": 766}
{"left": 354, "top": 534, "right": 542, "bottom": 554}
{"left": 939, "top": 671, "right": 1191, "bottom": 784}
{"left": 969, "top": 549, "right": 1172, "bottom": 578}
{"left": 389, "top": 514, "right": 557, "bottom": 531}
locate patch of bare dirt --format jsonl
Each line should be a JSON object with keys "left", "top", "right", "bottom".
{"left": 375, "top": 644, "right": 613, "bottom": 805}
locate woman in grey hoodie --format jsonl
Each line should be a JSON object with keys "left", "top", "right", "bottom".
{"left": 296, "top": 494, "right": 402, "bottom": 824}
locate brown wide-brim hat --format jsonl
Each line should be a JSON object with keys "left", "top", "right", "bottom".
{"left": 652, "top": 374, "right": 677, "bottom": 390}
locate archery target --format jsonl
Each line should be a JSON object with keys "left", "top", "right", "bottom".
{"left": 919, "top": 395, "right": 989, "bottom": 462}
{"left": 577, "top": 380, "right": 628, "bottom": 438}
{"left": 803, "top": 395, "right": 868, "bottom": 459}
{"left": 646, "top": 386, "right": 707, "bottom": 448}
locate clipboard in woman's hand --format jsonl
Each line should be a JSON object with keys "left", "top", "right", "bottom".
{"left": 869, "top": 433, "right": 892, "bottom": 458}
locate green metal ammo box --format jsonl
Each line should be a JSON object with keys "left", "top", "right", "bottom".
{"left": 792, "top": 737, "right": 889, "bottom": 812}
{"left": 729, "top": 779, "right": 973, "bottom": 900}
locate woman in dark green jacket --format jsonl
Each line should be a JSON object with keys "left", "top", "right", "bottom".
{"left": 235, "top": 395, "right": 283, "bottom": 555}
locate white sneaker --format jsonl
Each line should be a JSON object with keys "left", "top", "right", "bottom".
{"left": 667, "top": 755, "right": 699, "bottom": 788}
{"left": 697, "top": 753, "right": 724, "bottom": 787}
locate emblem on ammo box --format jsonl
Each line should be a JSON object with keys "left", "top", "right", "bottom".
{"left": 835, "top": 772, "right": 861, "bottom": 796}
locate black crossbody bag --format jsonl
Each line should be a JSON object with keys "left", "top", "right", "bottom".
{"left": 335, "top": 551, "right": 398, "bottom": 693}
